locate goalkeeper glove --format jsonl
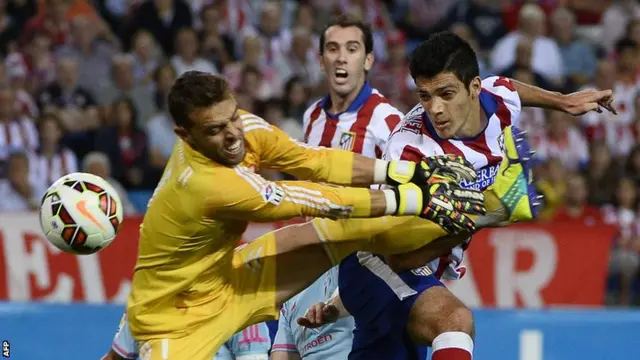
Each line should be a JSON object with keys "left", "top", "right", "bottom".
{"left": 384, "top": 181, "right": 486, "bottom": 234}
{"left": 381, "top": 155, "right": 477, "bottom": 187}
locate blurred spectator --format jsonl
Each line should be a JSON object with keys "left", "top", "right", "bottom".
{"left": 450, "top": 22, "right": 489, "bottom": 76}
{"left": 146, "top": 64, "right": 176, "bottom": 169}
{"left": 395, "top": 0, "right": 457, "bottom": 39}
{"left": 95, "top": 54, "right": 154, "bottom": 124}
{"left": 36, "top": 56, "right": 99, "bottom": 132}
{"left": 56, "top": 16, "right": 117, "bottom": 94}
{"left": 455, "top": 0, "right": 506, "bottom": 53}
{"left": 538, "top": 110, "right": 589, "bottom": 170}
{"left": 235, "top": 90, "right": 255, "bottom": 114}
{"left": 0, "top": 85, "right": 38, "bottom": 177}
{"left": 7, "top": 30, "right": 57, "bottom": 94}
{"left": 129, "top": 30, "right": 161, "bottom": 85}
{"left": 240, "top": 1, "right": 291, "bottom": 71}
{"left": 0, "top": 150, "right": 44, "bottom": 211}
{"left": 82, "top": 151, "right": 136, "bottom": 215}
{"left": 0, "top": 0, "right": 22, "bottom": 56}
{"left": 0, "top": 60, "right": 39, "bottom": 118}
{"left": 537, "top": 157, "right": 568, "bottom": 220}
{"left": 170, "top": 27, "right": 217, "bottom": 77}
{"left": 491, "top": 3, "right": 564, "bottom": 85}
{"left": 281, "top": 76, "right": 309, "bottom": 121}
{"left": 198, "top": 4, "right": 235, "bottom": 71}
{"left": 22, "top": 0, "right": 73, "bottom": 46}
{"left": 370, "top": 29, "right": 414, "bottom": 113}
{"left": 261, "top": 97, "right": 303, "bottom": 140}
{"left": 600, "top": 0, "right": 640, "bottom": 54}
{"left": 625, "top": 145, "right": 640, "bottom": 188}
{"left": 553, "top": 172, "right": 603, "bottom": 226}
{"left": 550, "top": 7, "right": 597, "bottom": 90}
{"left": 605, "top": 176, "right": 640, "bottom": 305}
{"left": 94, "top": 98, "right": 150, "bottom": 189}
{"left": 224, "top": 35, "right": 280, "bottom": 98}
{"left": 293, "top": 2, "right": 320, "bottom": 43}
{"left": 212, "top": 0, "right": 252, "bottom": 36}
{"left": 239, "top": 65, "right": 273, "bottom": 103}
{"left": 500, "top": 36, "right": 553, "bottom": 90}
{"left": 151, "top": 62, "right": 174, "bottom": 111}
{"left": 585, "top": 141, "right": 619, "bottom": 206}
{"left": 286, "top": 27, "right": 323, "bottom": 92}
{"left": 580, "top": 60, "right": 618, "bottom": 142}
{"left": 32, "top": 113, "right": 77, "bottom": 187}
{"left": 128, "top": 0, "right": 193, "bottom": 56}
{"left": 513, "top": 68, "right": 547, "bottom": 147}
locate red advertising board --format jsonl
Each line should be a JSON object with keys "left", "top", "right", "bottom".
{"left": 0, "top": 212, "right": 615, "bottom": 307}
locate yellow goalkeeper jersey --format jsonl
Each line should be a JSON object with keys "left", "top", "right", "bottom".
{"left": 127, "top": 110, "right": 372, "bottom": 339}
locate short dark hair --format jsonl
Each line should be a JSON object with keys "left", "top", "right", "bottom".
{"left": 168, "top": 71, "right": 232, "bottom": 127}
{"left": 616, "top": 37, "right": 637, "bottom": 54}
{"left": 409, "top": 31, "right": 479, "bottom": 88}
{"left": 319, "top": 14, "right": 373, "bottom": 55}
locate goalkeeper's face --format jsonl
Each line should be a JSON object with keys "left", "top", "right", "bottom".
{"left": 182, "top": 98, "right": 246, "bottom": 166}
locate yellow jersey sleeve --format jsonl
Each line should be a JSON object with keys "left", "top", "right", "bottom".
{"left": 240, "top": 111, "right": 355, "bottom": 185}
{"left": 205, "top": 165, "right": 373, "bottom": 222}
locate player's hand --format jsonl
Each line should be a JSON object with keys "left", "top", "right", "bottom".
{"left": 560, "top": 89, "right": 617, "bottom": 116}
{"left": 386, "top": 155, "right": 477, "bottom": 186}
{"left": 392, "top": 181, "right": 486, "bottom": 234}
{"left": 296, "top": 302, "right": 340, "bottom": 328}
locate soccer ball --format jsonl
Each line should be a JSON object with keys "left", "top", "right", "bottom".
{"left": 39, "top": 172, "right": 124, "bottom": 255}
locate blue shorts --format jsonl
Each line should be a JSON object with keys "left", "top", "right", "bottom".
{"left": 339, "top": 252, "right": 443, "bottom": 360}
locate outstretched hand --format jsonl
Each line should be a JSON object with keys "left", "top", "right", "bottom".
{"left": 561, "top": 89, "right": 616, "bottom": 116}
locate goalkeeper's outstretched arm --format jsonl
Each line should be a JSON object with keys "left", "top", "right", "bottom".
{"left": 244, "top": 114, "right": 476, "bottom": 188}
{"left": 206, "top": 166, "right": 485, "bottom": 231}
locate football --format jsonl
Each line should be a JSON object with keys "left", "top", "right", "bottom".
{"left": 39, "top": 172, "right": 124, "bottom": 255}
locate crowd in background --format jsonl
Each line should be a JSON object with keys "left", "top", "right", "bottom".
{"left": 0, "top": 0, "right": 639, "bottom": 304}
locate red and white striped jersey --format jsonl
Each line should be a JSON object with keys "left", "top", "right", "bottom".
{"left": 383, "top": 76, "right": 523, "bottom": 279}
{"left": 31, "top": 149, "right": 78, "bottom": 187}
{"left": 0, "top": 117, "right": 39, "bottom": 163}
{"left": 303, "top": 82, "right": 404, "bottom": 158}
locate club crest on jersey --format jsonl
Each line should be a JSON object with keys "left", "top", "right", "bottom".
{"left": 339, "top": 131, "right": 356, "bottom": 151}
{"left": 261, "top": 183, "right": 284, "bottom": 206}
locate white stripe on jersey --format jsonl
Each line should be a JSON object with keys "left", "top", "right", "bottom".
{"left": 303, "top": 87, "right": 404, "bottom": 158}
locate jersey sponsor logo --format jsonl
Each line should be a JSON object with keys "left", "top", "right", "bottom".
{"left": 339, "top": 131, "right": 355, "bottom": 151}
{"left": 301, "top": 334, "right": 333, "bottom": 355}
{"left": 411, "top": 266, "right": 433, "bottom": 277}
{"left": 459, "top": 164, "right": 500, "bottom": 190}
{"left": 261, "top": 183, "right": 284, "bottom": 206}
{"left": 497, "top": 133, "right": 505, "bottom": 154}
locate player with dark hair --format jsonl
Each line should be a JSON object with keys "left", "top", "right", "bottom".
{"left": 298, "top": 31, "right": 616, "bottom": 360}
{"left": 100, "top": 69, "right": 493, "bottom": 360}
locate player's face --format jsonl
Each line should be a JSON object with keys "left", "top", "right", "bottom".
{"left": 415, "top": 73, "right": 482, "bottom": 139}
{"left": 320, "top": 26, "right": 373, "bottom": 97}
{"left": 177, "top": 98, "right": 246, "bottom": 166}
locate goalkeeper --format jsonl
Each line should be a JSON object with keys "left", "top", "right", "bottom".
{"left": 125, "top": 72, "right": 506, "bottom": 360}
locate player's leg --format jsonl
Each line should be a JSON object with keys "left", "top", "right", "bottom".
{"left": 101, "top": 312, "right": 138, "bottom": 360}
{"left": 406, "top": 287, "right": 474, "bottom": 360}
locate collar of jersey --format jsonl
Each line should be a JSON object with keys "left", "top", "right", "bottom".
{"left": 422, "top": 89, "right": 498, "bottom": 142}
{"left": 319, "top": 81, "right": 373, "bottom": 119}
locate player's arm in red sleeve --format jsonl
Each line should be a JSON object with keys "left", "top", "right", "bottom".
{"left": 511, "top": 78, "right": 616, "bottom": 116}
